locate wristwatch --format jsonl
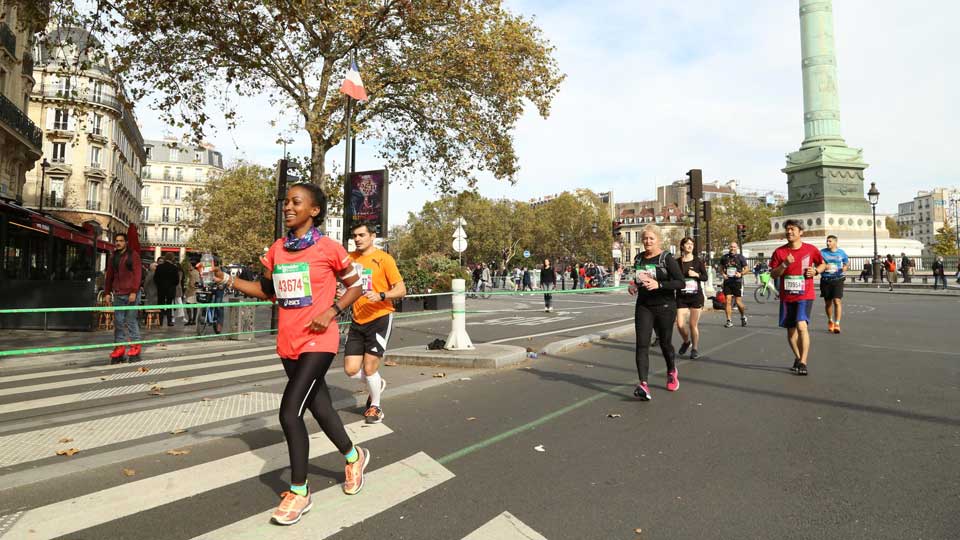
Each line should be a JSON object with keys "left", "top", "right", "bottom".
{"left": 379, "top": 292, "right": 386, "bottom": 301}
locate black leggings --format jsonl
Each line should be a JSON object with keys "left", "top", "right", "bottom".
{"left": 280, "top": 352, "right": 353, "bottom": 484}
{"left": 634, "top": 301, "right": 677, "bottom": 382}
{"left": 157, "top": 288, "right": 176, "bottom": 323}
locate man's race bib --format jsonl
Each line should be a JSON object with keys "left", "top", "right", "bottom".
{"left": 636, "top": 263, "right": 656, "bottom": 278}
{"left": 826, "top": 263, "right": 839, "bottom": 274}
{"left": 683, "top": 278, "right": 699, "bottom": 294}
{"left": 726, "top": 266, "right": 739, "bottom": 278}
{"left": 354, "top": 263, "right": 374, "bottom": 293}
{"left": 273, "top": 262, "right": 313, "bottom": 308}
{"left": 784, "top": 275, "right": 805, "bottom": 295}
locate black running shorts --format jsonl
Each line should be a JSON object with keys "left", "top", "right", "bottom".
{"left": 820, "top": 278, "right": 844, "bottom": 300}
{"left": 344, "top": 313, "right": 394, "bottom": 358}
{"left": 676, "top": 294, "right": 704, "bottom": 309}
{"left": 722, "top": 281, "right": 743, "bottom": 297}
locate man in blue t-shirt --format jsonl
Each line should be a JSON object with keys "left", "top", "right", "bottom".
{"left": 819, "top": 235, "right": 849, "bottom": 334}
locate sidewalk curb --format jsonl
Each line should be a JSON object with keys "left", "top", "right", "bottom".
{"left": 539, "top": 324, "right": 635, "bottom": 356}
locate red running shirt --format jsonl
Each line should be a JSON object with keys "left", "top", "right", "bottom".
{"left": 264, "top": 236, "right": 351, "bottom": 358}
{"left": 769, "top": 242, "right": 824, "bottom": 302}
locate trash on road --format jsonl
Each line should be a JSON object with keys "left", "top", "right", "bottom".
{"left": 466, "top": 417, "right": 477, "bottom": 421}
{"left": 432, "top": 372, "right": 446, "bottom": 378}
{"left": 459, "top": 377, "right": 472, "bottom": 381}
{"left": 166, "top": 448, "right": 191, "bottom": 456}
{"left": 122, "top": 468, "right": 136, "bottom": 477}
{"left": 137, "top": 367, "right": 149, "bottom": 373}
{"left": 607, "top": 413, "right": 622, "bottom": 418}
{"left": 56, "top": 448, "right": 80, "bottom": 457}
{"left": 533, "top": 445, "right": 545, "bottom": 452}
{"left": 170, "top": 429, "right": 188, "bottom": 435}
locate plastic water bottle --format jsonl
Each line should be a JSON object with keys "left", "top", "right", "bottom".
{"left": 200, "top": 253, "right": 215, "bottom": 286}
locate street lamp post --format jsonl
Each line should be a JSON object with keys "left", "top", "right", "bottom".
{"left": 868, "top": 182, "right": 880, "bottom": 284}
{"left": 952, "top": 195, "right": 960, "bottom": 255}
{"left": 37, "top": 158, "right": 50, "bottom": 212}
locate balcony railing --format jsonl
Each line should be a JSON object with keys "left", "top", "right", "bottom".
{"left": 86, "top": 200, "right": 102, "bottom": 211}
{"left": 46, "top": 194, "right": 66, "bottom": 208}
{"left": 39, "top": 88, "right": 123, "bottom": 113}
{"left": 0, "top": 93, "right": 42, "bottom": 150}
{"left": 22, "top": 52, "right": 34, "bottom": 77}
{"left": 0, "top": 22, "right": 15, "bottom": 58}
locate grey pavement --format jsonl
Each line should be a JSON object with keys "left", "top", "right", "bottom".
{"left": 0, "top": 289, "right": 956, "bottom": 539}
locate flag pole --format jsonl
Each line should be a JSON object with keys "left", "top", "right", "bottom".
{"left": 342, "top": 93, "right": 352, "bottom": 250}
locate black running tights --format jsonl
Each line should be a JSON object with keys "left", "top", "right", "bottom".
{"left": 280, "top": 352, "right": 353, "bottom": 484}
{"left": 634, "top": 301, "right": 677, "bottom": 382}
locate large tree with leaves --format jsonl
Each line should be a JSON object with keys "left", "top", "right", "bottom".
{"left": 932, "top": 224, "right": 958, "bottom": 257}
{"left": 186, "top": 163, "right": 275, "bottom": 264}
{"left": 709, "top": 195, "right": 782, "bottom": 250}
{"left": 47, "top": 0, "right": 563, "bottom": 194}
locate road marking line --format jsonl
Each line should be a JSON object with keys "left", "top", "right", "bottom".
{"left": 1, "top": 421, "right": 392, "bottom": 540}
{"left": 0, "top": 354, "right": 277, "bottom": 397}
{"left": 192, "top": 451, "right": 454, "bottom": 540}
{"left": 0, "top": 345, "right": 277, "bottom": 383}
{"left": 462, "top": 511, "right": 548, "bottom": 540}
{"left": 0, "top": 391, "right": 282, "bottom": 468}
{"left": 0, "top": 364, "right": 283, "bottom": 416}
{"left": 486, "top": 318, "right": 634, "bottom": 344}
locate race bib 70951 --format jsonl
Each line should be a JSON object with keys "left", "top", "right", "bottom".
{"left": 273, "top": 262, "right": 313, "bottom": 308}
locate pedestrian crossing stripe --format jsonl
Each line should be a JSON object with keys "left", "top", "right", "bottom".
{"left": 0, "top": 353, "right": 277, "bottom": 398}
{"left": 0, "top": 345, "right": 278, "bottom": 384}
{"left": 0, "top": 421, "right": 392, "bottom": 539}
{"left": 0, "top": 364, "right": 283, "bottom": 416}
{"left": 192, "top": 451, "right": 455, "bottom": 540}
{"left": 461, "top": 511, "right": 548, "bottom": 540}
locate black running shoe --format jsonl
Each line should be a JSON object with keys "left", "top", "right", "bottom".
{"left": 741, "top": 316, "right": 748, "bottom": 327}
{"left": 790, "top": 358, "right": 800, "bottom": 373}
{"left": 678, "top": 341, "right": 691, "bottom": 356}
{"left": 633, "top": 382, "right": 652, "bottom": 401}
{"left": 690, "top": 348, "right": 700, "bottom": 360}
{"left": 797, "top": 363, "right": 808, "bottom": 376}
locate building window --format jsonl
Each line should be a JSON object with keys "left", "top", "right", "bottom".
{"left": 174, "top": 186, "right": 182, "bottom": 201}
{"left": 89, "top": 146, "right": 102, "bottom": 168}
{"left": 51, "top": 141, "right": 67, "bottom": 163}
{"left": 86, "top": 181, "right": 100, "bottom": 210}
{"left": 91, "top": 113, "right": 103, "bottom": 135}
{"left": 176, "top": 167, "right": 183, "bottom": 181}
{"left": 53, "top": 108, "right": 69, "bottom": 130}
{"left": 194, "top": 151, "right": 203, "bottom": 163}
{"left": 195, "top": 168, "right": 203, "bottom": 182}
{"left": 163, "top": 167, "right": 171, "bottom": 180}
{"left": 91, "top": 80, "right": 103, "bottom": 102}
{"left": 57, "top": 76, "right": 73, "bottom": 97}
{"left": 174, "top": 228, "right": 181, "bottom": 242}
{"left": 175, "top": 208, "right": 182, "bottom": 221}
{"left": 142, "top": 207, "right": 150, "bottom": 221}
{"left": 162, "top": 186, "right": 170, "bottom": 201}
{"left": 162, "top": 207, "right": 170, "bottom": 223}
{"left": 161, "top": 227, "right": 168, "bottom": 241}
{"left": 141, "top": 166, "right": 150, "bottom": 179}
{"left": 142, "top": 186, "right": 150, "bottom": 201}
{"left": 169, "top": 147, "right": 179, "bottom": 162}
{"left": 145, "top": 146, "right": 152, "bottom": 159}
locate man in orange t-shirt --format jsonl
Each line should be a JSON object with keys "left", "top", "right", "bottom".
{"left": 344, "top": 222, "right": 406, "bottom": 424}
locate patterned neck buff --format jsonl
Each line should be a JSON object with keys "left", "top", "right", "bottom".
{"left": 283, "top": 226, "right": 323, "bottom": 251}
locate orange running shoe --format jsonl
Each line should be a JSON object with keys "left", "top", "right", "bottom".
{"left": 343, "top": 447, "right": 370, "bottom": 495}
{"left": 827, "top": 321, "right": 836, "bottom": 333}
{"left": 270, "top": 490, "right": 312, "bottom": 525}
{"left": 833, "top": 322, "right": 841, "bottom": 334}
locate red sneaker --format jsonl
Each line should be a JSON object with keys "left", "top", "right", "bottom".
{"left": 127, "top": 344, "right": 142, "bottom": 359}
{"left": 109, "top": 346, "right": 126, "bottom": 359}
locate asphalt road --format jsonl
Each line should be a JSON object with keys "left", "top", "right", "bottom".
{"left": 0, "top": 289, "right": 957, "bottom": 539}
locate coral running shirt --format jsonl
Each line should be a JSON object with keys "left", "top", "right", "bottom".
{"left": 349, "top": 249, "right": 403, "bottom": 325}
{"left": 769, "top": 242, "right": 824, "bottom": 303}
{"left": 264, "top": 236, "right": 351, "bottom": 358}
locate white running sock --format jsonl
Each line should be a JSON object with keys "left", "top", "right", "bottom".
{"left": 366, "top": 371, "right": 383, "bottom": 407}
{"left": 349, "top": 370, "right": 366, "bottom": 381}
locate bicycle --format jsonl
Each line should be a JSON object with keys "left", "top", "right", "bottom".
{"left": 754, "top": 271, "right": 779, "bottom": 303}
{"left": 195, "top": 284, "right": 224, "bottom": 336}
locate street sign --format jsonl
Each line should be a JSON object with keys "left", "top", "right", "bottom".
{"left": 523, "top": 250, "right": 530, "bottom": 258}
{"left": 612, "top": 249, "right": 622, "bottom": 259}
{"left": 453, "top": 238, "right": 468, "bottom": 253}
{"left": 453, "top": 226, "right": 467, "bottom": 239}
{"left": 455, "top": 216, "right": 467, "bottom": 226}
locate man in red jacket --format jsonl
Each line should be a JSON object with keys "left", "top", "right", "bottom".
{"left": 104, "top": 233, "right": 143, "bottom": 363}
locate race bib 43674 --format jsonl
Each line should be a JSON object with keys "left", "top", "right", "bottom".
{"left": 273, "top": 262, "right": 313, "bottom": 308}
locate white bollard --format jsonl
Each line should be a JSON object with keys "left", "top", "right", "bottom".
{"left": 614, "top": 270, "right": 621, "bottom": 288}
{"left": 444, "top": 278, "right": 475, "bottom": 350}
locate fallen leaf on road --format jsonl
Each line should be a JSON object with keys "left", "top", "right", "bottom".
{"left": 122, "top": 468, "right": 136, "bottom": 477}
{"left": 166, "top": 449, "right": 191, "bottom": 456}
{"left": 137, "top": 367, "right": 149, "bottom": 373}
{"left": 170, "top": 429, "right": 188, "bottom": 435}
{"left": 533, "top": 445, "right": 545, "bottom": 452}
{"left": 432, "top": 372, "right": 446, "bottom": 378}
{"left": 58, "top": 437, "right": 74, "bottom": 443}
{"left": 56, "top": 448, "right": 80, "bottom": 457}
{"left": 383, "top": 360, "right": 398, "bottom": 367}
{"left": 466, "top": 417, "right": 477, "bottom": 421}
{"left": 100, "top": 377, "right": 108, "bottom": 381}
{"left": 634, "top": 528, "right": 643, "bottom": 534}
{"left": 607, "top": 413, "right": 622, "bottom": 418}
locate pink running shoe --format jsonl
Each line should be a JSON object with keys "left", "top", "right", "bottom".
{"left": 634, "top": 382, "right": 652, "bottom": 401}
{"left": 666, "top": 369, "right": 680, "bottom": 392}
{"left": 270, "top": 490, "right": 312, "bottom": 525}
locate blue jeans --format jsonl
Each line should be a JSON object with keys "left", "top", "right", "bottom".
{"left": 113, "top": 292, "right": 142, "bottom": 342}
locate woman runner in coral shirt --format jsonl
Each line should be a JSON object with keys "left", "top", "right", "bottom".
{"left": 210, "top": 183, "right": 368, "bottom": 526}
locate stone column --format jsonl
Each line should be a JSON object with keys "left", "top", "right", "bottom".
{"left": 799, "top": 0, "right": 845, "bottom": 149}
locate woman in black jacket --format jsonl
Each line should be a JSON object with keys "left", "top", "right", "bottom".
{"left": 629, "top": 225, "right": 685, "bottom": 401}
{"left": 540, "top": 258, "right": 557, "bottom": 312}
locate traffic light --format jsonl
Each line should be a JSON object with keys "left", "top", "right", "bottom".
{"left": 612, "top": 219, "right": 623, "bottom": 239}
{"left": 687, "top": 169, "right": 703, "bottom": 200}
{"left": 736, "top": 224, "right": 747, "bottom": 245}
{"left": 702, "top": 200, "right": 712, "bottom": 222}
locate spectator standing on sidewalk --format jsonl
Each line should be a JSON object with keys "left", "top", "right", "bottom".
{"left": 900, "top": 253, "right": 912, "bottom": 283}
{"left": 143, "top": 260, "right": 159, "bottom": 311}
{"left": 154, "top": 253, "right": 180, "bottom": 327}
{"left": 932, "top": 256, "right": 947, "bottom": 290}
{"left": 522, "top": 266, "right": 532, "bottom": 291}
{"left": 885, "top": 254, "right": 898, "bottom": 291}
{"left": 541, "top": 258, "right": 557, "bottom": 312}
{"left": 183, "top": 259, "right": 199, "bottom": 325}
{"left": 105, "top": 233, "right": 143, "bottom": 363}
{"left": 480, "top": 263, "right": 491, "bottom": 291}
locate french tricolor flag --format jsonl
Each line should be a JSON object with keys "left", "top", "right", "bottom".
{"left": 339, "top": 60, "right": 368, "bottom": 102}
